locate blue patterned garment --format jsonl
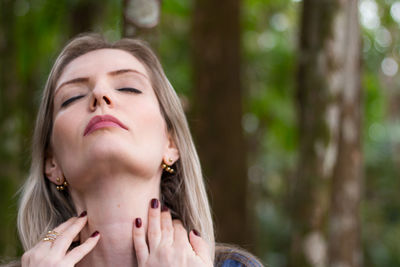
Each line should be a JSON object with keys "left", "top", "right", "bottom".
{"left": 219, "top": 253, "right": 263, "bottom": 267}
{"left": 221, "top": 258, "right": 245, "bottom": 267}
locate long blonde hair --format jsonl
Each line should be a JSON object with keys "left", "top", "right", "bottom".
{"left": 17, "top": 34, "right": 215, "bottom": 255}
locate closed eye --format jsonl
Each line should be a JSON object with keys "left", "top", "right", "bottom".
{"left": 61, "top": 95, "right": 85, "bottom": 107}
{"left": 117, "top": 87, "right": 142, "bottom": 94}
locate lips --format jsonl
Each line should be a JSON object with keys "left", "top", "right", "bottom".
{"left": 84, "top": 115, "right": 128, "bottom": 136}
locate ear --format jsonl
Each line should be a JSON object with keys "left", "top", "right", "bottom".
{"left": 163, "top": 134, "right": 180, "bottom": 164}
{"left": 45, "top": 152, "right": 64, "bottom": 185}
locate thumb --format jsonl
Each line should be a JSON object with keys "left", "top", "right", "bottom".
{"left": 189, "top": 230, "right": 212, "bottom": 265}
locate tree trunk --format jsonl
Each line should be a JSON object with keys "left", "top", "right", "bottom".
{"left": 191, "top": 0, "right": 249, "bottom": 248}
{"left": 68, "top": 0, "right": 102, "bottom": 37}
{"left": 290, "top": 0, "right": 362, "bottom": 266}
{"left": 328, "top": 1, "right": 362, "bottom": 266}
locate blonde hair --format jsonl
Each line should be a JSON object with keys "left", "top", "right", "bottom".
{"left": 17, "top": 33, "right": 215, "bottom": 255}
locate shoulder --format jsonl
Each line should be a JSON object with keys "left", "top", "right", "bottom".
{"left": 215, "top": 243, "right": 264, "bottom": 267}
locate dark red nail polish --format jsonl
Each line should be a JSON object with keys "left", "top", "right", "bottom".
{"left": 193, "top": 229, "right": 200, "bottom": 237}
{"left": 90, "top": 231, "right": 99, "bottom": 237}
{"left": 151, "top": 198, "right": 159, "bottom": 209}
{"left": 161, "top": 204, "right": 169, "bottom": 212}
{"left": 78, "top": 211, "right": 87, "bottom": 218}
{"left": 135, "top": 218, "right": 142, "bottom": 228}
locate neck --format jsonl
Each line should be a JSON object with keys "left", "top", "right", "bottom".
{"left": 71, "top": 172, "right": 161, "bottom": 267}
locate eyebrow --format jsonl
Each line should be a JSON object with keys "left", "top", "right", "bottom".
{"left": 55, "top": 69, "right": 149, "bottom": 94}
{"left": 108, "top": 69, "right": 148, "bottom": 80}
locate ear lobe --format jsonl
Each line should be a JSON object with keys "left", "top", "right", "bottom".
{"left": 45, "top": 154, "right": 63, "bottom": 184}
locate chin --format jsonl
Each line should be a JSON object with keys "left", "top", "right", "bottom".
{"left": 61, "top": 135, "right": 161, "bottom": 183}
{"left": 88, "top": 142, "right": 158, "bottom": 176}
{"left": 87, "top": 138, "right": 133, "bottom": 161}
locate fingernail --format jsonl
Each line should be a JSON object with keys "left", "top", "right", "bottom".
{"left": 193, "top": 229, "right": 200, "bottom": 237}
{"left": 90, "top": 231, "right": 99, "bottom": 237}
{"left": 135, "top": 218, "right": 142, "bottom": 228}
{"left": 78, "top": 211, "right": 87, "bottom": 218}
{"left": 161, "top": 204, "right": 169, "bottom": 212}
{"left": 151, "top": 198, "right": 159, "bottom": 209}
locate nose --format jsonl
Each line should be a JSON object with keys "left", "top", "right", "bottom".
{"left": 89, "top": 87, "right": 113, "bottom": 111}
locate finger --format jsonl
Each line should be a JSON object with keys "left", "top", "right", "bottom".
{"left": 172, "top": 220, "right": 191, "bottom": 250}
{"left": 36, "top": 216, "right": 79, "bottom": 250}
{"left": 189, "top": 230, "right": 212, "bottom": 264}
{"left": 64, "top": 231, "right": 100, "bottom": 265}
{"left": 22, "top": 213, "right": 88, "bottom": 266}
{"left": 147, "top": 198, "right": 161, "bottom": 252}
{"left": 133, "top": 217, "right": 149, "bottom": 265}
{"left": 160, "top": 206, "right": 173, "bottom": 246}
{"left": 64, "top": 211, "right": 88, "bottom": 243}
{"left": 53, "top": 214, "right": 81, "bottom": 233}
{"left": 52, "top": 213, "right": 89, "bottom": 254}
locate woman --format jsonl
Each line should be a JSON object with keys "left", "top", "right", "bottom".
{"left": 4, "top": 34, "right": 263, "bottom": 267}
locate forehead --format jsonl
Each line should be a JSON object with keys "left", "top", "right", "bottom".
{"left": 56, "top": 48, "right": 149, "bottom": 87}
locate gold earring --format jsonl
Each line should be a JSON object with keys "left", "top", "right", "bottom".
{"left": 56, "top": 185, "right": 64, "bottom": 191}
{"left": 162, "top": 160, "right": 175, "bottom": 174}
{"left": 56, "top": 179, "right": 68, "bottom": 191}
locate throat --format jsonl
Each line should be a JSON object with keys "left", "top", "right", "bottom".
{"left": 70, "top": 174, "right": 160, "bottom": 267}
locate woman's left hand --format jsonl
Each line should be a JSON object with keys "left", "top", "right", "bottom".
{"left": 132, "top": 198, "right": 213, "bottom": 267}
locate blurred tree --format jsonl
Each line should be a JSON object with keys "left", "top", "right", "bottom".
{"left": 0, "top": 0, "right": 25, "bottom": 257}
{"left": 191, "top": 0, "right": 250, "bottom": 249}
{"left": 241, "top": 1, "right": 298, "bottom": 263}
{"left": 68, "top": 0, "right": 103, "bottom": 36}
{"left": 289, "top": 0, "right": 362, "bottom": 266}
{"left": 328, "top": 1, "right": 362, "bottom": 266}
{"left": 122, "top": 0, "right": 160, "bottom": 46}
{"left": 360, "top": 1, "right": 400, "bottom": 265}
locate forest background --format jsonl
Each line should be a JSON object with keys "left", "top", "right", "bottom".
{"left": 0, "top": 0, "right": 399, "bottom": 266}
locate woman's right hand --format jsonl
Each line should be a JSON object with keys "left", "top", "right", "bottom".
{"left": 132, "top": 199, "right": 213, "bottom": 267}
{"left": 21, "top": 212, "right": 100, "bottom": 267}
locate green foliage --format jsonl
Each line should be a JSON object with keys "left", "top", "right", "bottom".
{"left": 159, "top": 0, "right": 192, "bottom": 97}
{"left": 242, "top": 0, "right": 299, "bottom": 264}
{"left": 361, "top": 0, "right": 400, "bottom": 265}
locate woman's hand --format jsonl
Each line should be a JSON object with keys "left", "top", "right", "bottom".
{"left": 133, "top": 199, "right": 213, "bottom": 267}
{"left": 21, "top": 212, "right": 100, "bottom": 267}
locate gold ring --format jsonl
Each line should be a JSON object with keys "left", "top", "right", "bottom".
{"left": 42, "top": 230, "right": 61, "bottom": 243}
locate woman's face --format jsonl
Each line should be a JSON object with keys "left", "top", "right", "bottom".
{"left": 45, "top": 49, "right": 177, "bottom": 189}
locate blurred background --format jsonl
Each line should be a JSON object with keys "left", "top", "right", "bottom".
{"left": 0, "top": 0, "right": 399, "bottom": 266}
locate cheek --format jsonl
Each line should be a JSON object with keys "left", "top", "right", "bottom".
{"left": 51, "top": 110, "right": 82, "bottom": 158}
{"left": 129, "top": 103, "right": 168, "bottom": 151}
